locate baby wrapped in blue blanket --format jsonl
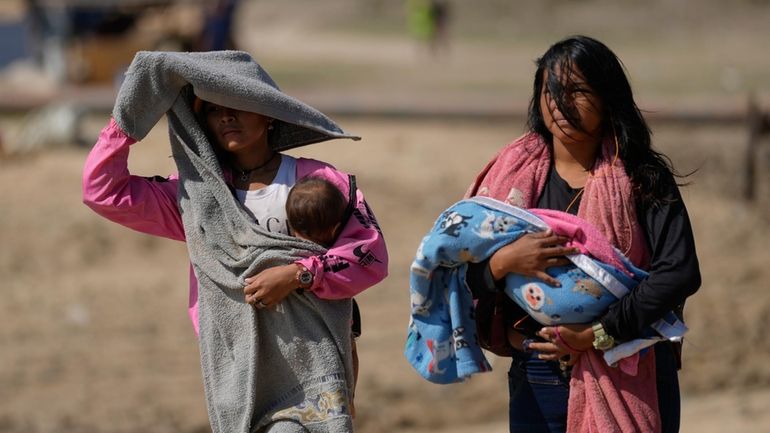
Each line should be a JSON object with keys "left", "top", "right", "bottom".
{"left": 405, "top": 196, "right": 686, "bottom": 384}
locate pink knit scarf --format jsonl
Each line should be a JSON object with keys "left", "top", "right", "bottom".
{"left": 466, "top": 132, "right": 649, "bottom": 267}
{"left": 467, "top": 132, "right": 660, "bottom": 433}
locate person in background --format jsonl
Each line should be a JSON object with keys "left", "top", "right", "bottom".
{"left": 198, "top": 0, "right": 239, "bottom": 51}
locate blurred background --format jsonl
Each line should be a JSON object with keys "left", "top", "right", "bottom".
{"left": 1, "top": 0, "right": 769, "bottom": 432}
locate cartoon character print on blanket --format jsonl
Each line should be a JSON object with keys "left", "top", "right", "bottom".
{"left": 406, "top": 199, "right": 547, "bottom": 384}
{"left": 404, "top": 196, "right": 678, "bottom": 384}
{"left": 507, "top": 259, "right": 644, "bottom": 326}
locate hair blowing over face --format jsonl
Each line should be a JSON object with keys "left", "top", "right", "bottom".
{"left": 527, "top": 35, "right": 683, "bottom": 207}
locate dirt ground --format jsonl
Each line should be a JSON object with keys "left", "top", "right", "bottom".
{"left": 1, "top": 116, "right": 769, "bottom": 433}
{"left": 1, "top": 1, "right": 769, "bottom": 432}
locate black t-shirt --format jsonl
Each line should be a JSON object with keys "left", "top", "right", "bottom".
{"left": 467, "top": 165, "right": 701, "bottom": 341}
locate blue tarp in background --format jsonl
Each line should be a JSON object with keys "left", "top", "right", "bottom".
{"left": 0, "top": 20, "right": 30, "bottom": 68}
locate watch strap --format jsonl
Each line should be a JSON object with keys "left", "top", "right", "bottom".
{"left": 591, "top": 322, "right": 615, "bottom": 351}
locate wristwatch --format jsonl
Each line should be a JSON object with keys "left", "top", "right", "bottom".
{"left": 591, "top": 322, "right": 615, "bottom": 351}
{"left": 296, "top": 265, "right": 314, "bottom": 290}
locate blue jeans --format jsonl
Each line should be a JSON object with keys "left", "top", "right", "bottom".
{"left": 655, "top": 341, "right": 681, "bottom": 433}
{"left": 507, "top": 350, "right": 570, "bottom": 432}
{"left": 507, "top": 342, "right": 681, "bottom": 433}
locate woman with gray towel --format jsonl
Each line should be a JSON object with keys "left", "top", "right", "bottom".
{"left": 83, "top": 51, "right": 388, "bottom": 433}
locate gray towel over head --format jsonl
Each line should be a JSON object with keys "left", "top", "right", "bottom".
{"left": 113, "top": 51, "right": 357, "bottom": 433}
{"left": 113, "top": 50, "right": 360, "bottom": 149}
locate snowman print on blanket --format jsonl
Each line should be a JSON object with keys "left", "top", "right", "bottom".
{"left": 521, "top": 283, "right": 561, "bottom": 324}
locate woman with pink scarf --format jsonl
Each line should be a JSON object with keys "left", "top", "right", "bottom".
{"left": 465, "top": 36, "right": 700, "bottom": 433}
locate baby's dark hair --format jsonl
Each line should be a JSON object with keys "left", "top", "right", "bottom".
{"left": 286, "top": 177, "right": 347, "bottom": 247}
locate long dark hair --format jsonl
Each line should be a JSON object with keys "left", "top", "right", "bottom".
{"left": 526, "top": 35, "right": 681, "bottom": 207}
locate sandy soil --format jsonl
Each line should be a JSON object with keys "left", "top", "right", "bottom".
{"left": 1, "top": 116, "right": 769, "bottom": 432}
{"left": 1, "top": 1, "right": 770, "bottom": 432}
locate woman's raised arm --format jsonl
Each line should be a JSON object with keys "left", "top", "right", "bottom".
{"left": 82, "top": 118, "right": 186, "bottom": 241}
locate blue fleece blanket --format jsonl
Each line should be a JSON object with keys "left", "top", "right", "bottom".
{"left": 405, "top": 197, "right": 686, "bottom": 384}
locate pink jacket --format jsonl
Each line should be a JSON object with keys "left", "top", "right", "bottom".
{"left": 83, "top": 119, "right": 388, "bottom": 334}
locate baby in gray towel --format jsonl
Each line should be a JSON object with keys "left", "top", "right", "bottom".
{"left": 286, "top": 176, "right": 347, "bottom": 248}
{"left": 285, "top": 176, "right": 362, "bottom": 417}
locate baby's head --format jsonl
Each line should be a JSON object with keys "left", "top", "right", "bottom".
{"left": 286, "top": 177, "right": 347, "bottom": 247}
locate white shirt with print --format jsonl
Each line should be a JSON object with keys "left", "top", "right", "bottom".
{"left": 234, "top": 154, "right": 296, "bottom": 235}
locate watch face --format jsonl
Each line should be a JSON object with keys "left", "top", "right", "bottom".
{"left": 299, "top": 271, "right": 313, "bottom": 286}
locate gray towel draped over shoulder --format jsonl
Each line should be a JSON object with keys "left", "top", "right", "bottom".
{"left": 113, "top": 51, "right": 358, "bottom": 433}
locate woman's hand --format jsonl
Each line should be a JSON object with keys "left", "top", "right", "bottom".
{"left": 243, "top": 264, "right": 299, "bottom": 308}
{"left": 532, "top": 324, "right": 594, "bottom": 366}
{"left": 489, "top": 230, "right": 579, "bottom": 286}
